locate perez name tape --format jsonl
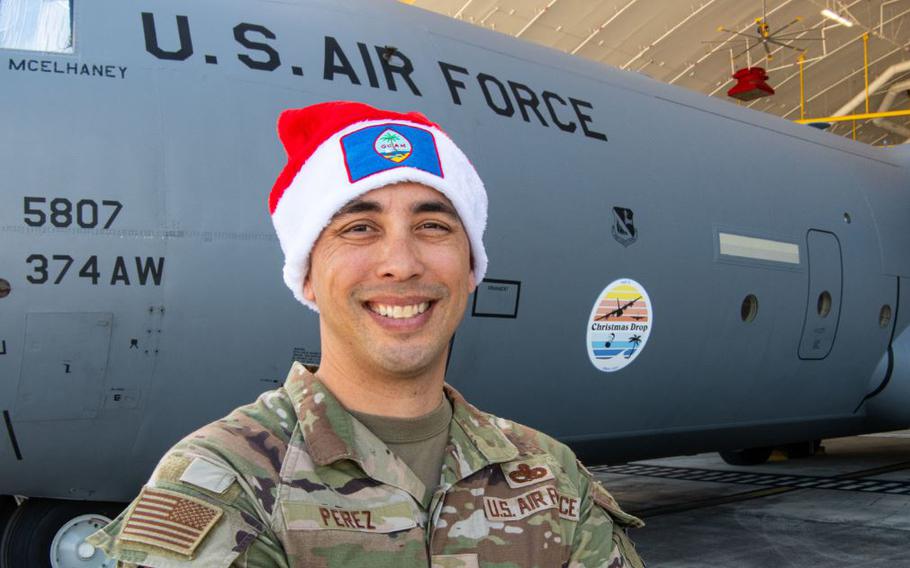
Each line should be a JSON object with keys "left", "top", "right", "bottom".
{"left": 483, "top": 486, "right": 580, "bottom": 522}
{"left": 586, "top": 278, "right": 653, "bottom": 373}
{"left": 281, "top": 501, "right": 417, "bottom": 533}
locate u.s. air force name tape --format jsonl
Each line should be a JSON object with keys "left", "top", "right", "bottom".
{"left": 483, "top": 486, "right": 580, "bottom": 522}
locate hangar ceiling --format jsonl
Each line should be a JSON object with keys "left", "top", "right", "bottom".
{"left": 407, "top": 0, "right": 910, "bottom": 146}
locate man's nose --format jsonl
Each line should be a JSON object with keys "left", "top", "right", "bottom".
{"left": 375, "top": 230, "right": 425, "bottom": 281}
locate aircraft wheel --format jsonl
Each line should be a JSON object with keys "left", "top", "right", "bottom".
{"left": 0, "top": 499, "right": 123, "bottom": 568}
{"left": 719, "top": 446, "right": 773, "bottom": 465}
{"left": 0, "top": 498, "right": 14, "bottom": 543}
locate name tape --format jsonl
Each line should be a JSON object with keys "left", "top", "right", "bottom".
{"left": 483, "top": 486, "right": 579, "bottom": 522}
{"left": 281, "top": 501, "right": 417, "bottom": 533}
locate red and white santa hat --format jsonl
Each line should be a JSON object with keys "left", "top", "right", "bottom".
{"left": 269, "top": 101, "right": 488, "bottom": 312}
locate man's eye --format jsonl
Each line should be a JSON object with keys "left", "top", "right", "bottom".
{"left": 344, "top": 223, "right": 374, "bottom": 234}
{"left": 420, "top": 222, "right": 449, "bottom": 231}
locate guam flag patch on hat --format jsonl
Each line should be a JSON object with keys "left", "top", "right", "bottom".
{"left": 340, "top": 123, "right": 444, "bottom": 183}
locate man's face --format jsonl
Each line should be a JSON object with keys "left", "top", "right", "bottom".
{"left": 303, "top": 182, "right": 476, "bottom": 378}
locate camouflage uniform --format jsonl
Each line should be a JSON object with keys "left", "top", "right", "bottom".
{"left": 88, "top": 362, "right": 644, "bottom": 567}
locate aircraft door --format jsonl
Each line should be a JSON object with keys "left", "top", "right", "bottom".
{"left": 13, "top": 312, "right": 112, "bottom": 421}
{"left": 798, "top": 230, "right": 843, "bottom": 359}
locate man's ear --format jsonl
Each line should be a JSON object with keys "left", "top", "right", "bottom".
{"left": 467, "top": 252, "right": 477, "bottom": 295}
{"left": 467, "top": 270, "right": 477, "bottom": 295}
{"left": 303, "top": 273, "right": 316, "bottom": 303}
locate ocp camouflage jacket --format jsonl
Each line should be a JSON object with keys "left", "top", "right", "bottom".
{"left": 88, "top": 362, "right": 645, "bottom": 567}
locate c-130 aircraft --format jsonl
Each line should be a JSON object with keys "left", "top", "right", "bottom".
{"left": 2, "top": 0, "right": 910, "bottom": 565}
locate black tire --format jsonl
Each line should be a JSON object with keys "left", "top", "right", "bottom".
{"left": 719, "top": 446, "right": 773, "bottom": 466}
{"left": 0, "top": 498, "right": 15, "bottom": 545}
{"left": 0, "top": 498, "right": 124, "bottom": 568}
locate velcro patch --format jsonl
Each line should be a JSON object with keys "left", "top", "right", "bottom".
{"left": 340, "top": 123, "right": 443, "bottom": 183}
{"left": 120, "top": 486, "right": 223, "bottom": 558}
{"left": 483, "top": 486, "right": 579, "bottom": 522}
{"left": 179, "top": 457, "right": 236, "bottom": 494}
{"left": 281, "top": 501, "right": 418, "bottom": 533}
{"left": 501, "top": 461, "right": 555, "bottom": 489}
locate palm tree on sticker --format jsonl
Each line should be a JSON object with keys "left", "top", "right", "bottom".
{"left": 624, "top": 335, "right": 642, "bottom": 359}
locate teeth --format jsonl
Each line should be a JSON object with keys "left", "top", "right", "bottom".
{"left": 370, "top": 302, "right": 430, "bottom": 319}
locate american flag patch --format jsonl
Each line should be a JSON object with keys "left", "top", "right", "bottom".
{"left": 120, "top": 486, "right": 223, "bottom": 557}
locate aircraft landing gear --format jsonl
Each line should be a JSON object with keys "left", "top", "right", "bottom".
{"left": 719, "top": 446, "right": 773, "bottom": 465}
{"left": 719, "top": 439, "right": 824, "bottom": 465}
{"left": 0, "top": 498, "right": 14, "bottom": 544}
{"left": 0, "top": 499, "right": 123, "bottom": 568}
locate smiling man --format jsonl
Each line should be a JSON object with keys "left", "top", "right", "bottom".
{"left": 88, "top": 101, "right": 644, "bottom": 568}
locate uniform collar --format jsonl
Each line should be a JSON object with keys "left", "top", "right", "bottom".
{"left": 283, "top": 362, "right": 519, "bottom": 482}
{"left": 444, "top": 383, "right": 519, "bottom": 477}
{"left": 284, "top": 362, "right": 357, "bottom": 466}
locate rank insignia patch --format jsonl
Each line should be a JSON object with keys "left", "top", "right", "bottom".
{"left": 501, "top": 461, "right": 555, "bottom": 489}
{"left": 340, "top": 123, "right": 443, "bottom": 183}
{"left": 120, "top": 487, "right": 223, "bottom": 557}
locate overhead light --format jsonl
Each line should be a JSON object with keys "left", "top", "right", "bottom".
{"left": 821, "top": 8, "right": 854, "bottom": 27}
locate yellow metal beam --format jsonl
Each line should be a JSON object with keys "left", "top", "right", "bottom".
{"left": 799, "top": 54, "right": 806, "bottom": 121}
{"left": 795, "top": 108, "right": 910, "bottom": 124}
{"left": 863, "top": 32, "right": 870, "bottom": 114}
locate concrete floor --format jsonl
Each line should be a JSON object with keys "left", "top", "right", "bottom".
{"left": 592, "top": 431, "right": 910, "bottom": 567}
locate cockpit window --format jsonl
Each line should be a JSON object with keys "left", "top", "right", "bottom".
{"left": 0, "top": 0, "right": 73, "bottom": 53}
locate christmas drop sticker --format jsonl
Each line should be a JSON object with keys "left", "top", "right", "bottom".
{"left": 586, "top": 279, "right": 652, "bottom": 372}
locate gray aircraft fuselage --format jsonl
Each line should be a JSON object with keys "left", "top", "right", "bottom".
{"left": 2, "top": 0, "right": 910, "bottom": 505}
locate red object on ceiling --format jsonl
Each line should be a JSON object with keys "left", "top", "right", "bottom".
{"left": 727, "top": 67, "right": 775, "bottom": 101}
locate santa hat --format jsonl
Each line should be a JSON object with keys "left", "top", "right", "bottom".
{"left": 269, "top": 101, "right": 488, "bottom": 312}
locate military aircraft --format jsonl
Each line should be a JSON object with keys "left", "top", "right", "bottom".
{"left": 2, "top": 0, "right": 910, "bottom": 565}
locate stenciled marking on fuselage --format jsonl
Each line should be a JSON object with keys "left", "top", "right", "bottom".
{"left": 24, "top": 254, "right": 165, "bottom": 287}
{"left": 133, "top": 12, "right": 608, "bottom": 142}
{"left": 16, "top": 195, "right": 166, "bottom": 287}
{"left": 3, "top": 13, "right": 609, "bottom": 140}
{"left": 8, "top": 58, "right": 127, "bottom": 79}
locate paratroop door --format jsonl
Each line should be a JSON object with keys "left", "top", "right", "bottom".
{"left": 799, "top": 231, "right": 842, "bottom": 360}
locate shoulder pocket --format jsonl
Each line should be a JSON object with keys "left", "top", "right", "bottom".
{"left": 592, "top": 482, "right": 644, "bottom": 529}
{"left": 88, "top": 485, "right": 262, "bottom": 567}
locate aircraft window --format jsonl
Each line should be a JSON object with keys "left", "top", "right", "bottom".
{"left": 741, "top": 294, "right": 758, "bottom": 322}
{"left": 0, "top": 278, "right": 9, "bottom": 299}
{"left": 843, "top": 212, "right": 852, "bottom": 224}
{"left": 817, "top": 291, "right": 832, "bottom": 318}
{"left": 0, "top": 0, "right": 73, "bottom": 53}
{"left": 879, "top": 305, "right": 892, "bottom": 328}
